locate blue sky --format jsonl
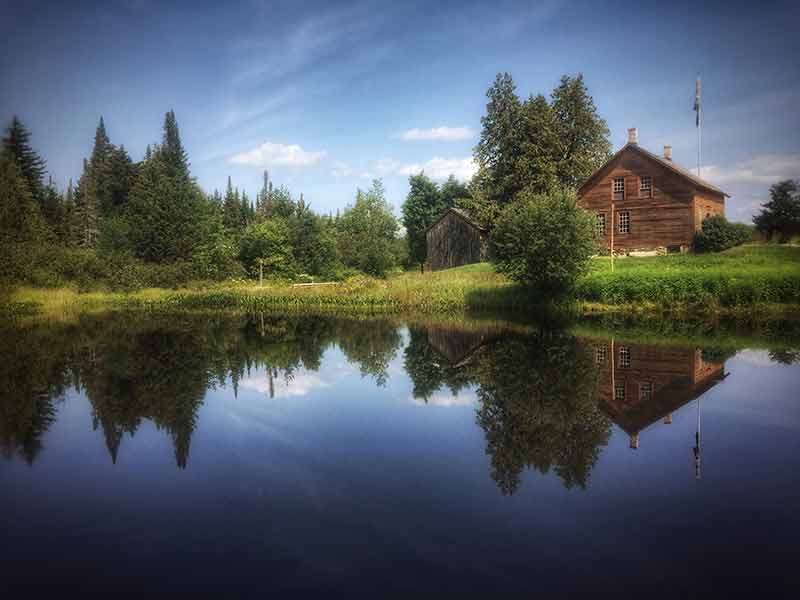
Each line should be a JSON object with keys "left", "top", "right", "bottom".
{"left": 1, "top": 0, "right": 798, "bottom": 222}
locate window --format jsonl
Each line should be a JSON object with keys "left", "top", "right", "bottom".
{"left": 615, "top": 382, "right": 626, "bottom": 402}
{"left": 640, "top": 175, "right": 652, "bottom": 197}
{"left": 640, "top": 382, "right": 653, "bottom": 402}
{"left": 618, "top": 211, "right": 631, "bottom": 234}
{"left": 613, "top": 177, "right": 625, "bottom": 201}
{"left": 595, "top": 345, "right": 607, "bottom": 364}
{"left": 619, "top": 346, "right": 631, "bottom": 368}
{"left": 595, "top": 213, "right": 606, "bottom": 236}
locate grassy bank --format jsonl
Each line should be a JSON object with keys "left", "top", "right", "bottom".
{"left": 3, "top": 244, "right": 799, "bottom": 318}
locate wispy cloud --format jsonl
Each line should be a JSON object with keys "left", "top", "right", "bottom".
{"left": 397, "top": 157, "right": 477, "bottom": 181}
{"left": 230, "top": 141, "right": 327, "bottom": 168}
{"left": 701, "top": 154, "right": 800, "bottom": 186}
{"left": 239, "top": 372, "right": 330, "bottom": 398}
{"left": 399, "top": 126, "right": 475, "bottom": 141}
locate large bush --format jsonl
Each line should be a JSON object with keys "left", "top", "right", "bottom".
{"left": 693, "top": 215, "right": 751, "bottom": 252}
{"left": 491, "top": 189, "right": 596, "bottom": 294}
{"left": 238, "top": 219, "right": 295, "bottom": 278}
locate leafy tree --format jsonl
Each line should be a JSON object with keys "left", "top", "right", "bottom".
{"left": 238, "top": 219, "right": 295, "bottom": 277}
{"left": 439, "top": 174, "right": 470, "bottom": 207}
{"left": 2, "top": 116, "right": 47, "bottom": 203}
{"left": 492, "top": 188, "right": 596, "bottom": 294}
{"left": 0, "top": 152, "right": 47, "bottom": 243}
{"left": 693, "top": 215, "right": 751, "bottom": 252}
{"left": 754, "top": 179, "right": 800, "bottom": 242}
{"left": 337, "top": 179, "right": 399, "bottom": 276}
{"left": 401, "top": 172, "right": 444, "bottom": 268}
{"left": 291, "top": 211, "right": 339, "bottom": 277}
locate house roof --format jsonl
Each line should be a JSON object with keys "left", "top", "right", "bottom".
{"left": 425, "top": 207, "right": 487, "bottom": 234}
{"left": 578, "top": 143, "right": 730, "bottom": 198}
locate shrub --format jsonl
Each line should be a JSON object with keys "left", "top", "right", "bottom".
{"left": 693, "top": 215, "right": 751, "bottom": 252}
{"left": 491, "top": 188, "right": 596, "bottom": 295}
{"left": 238, "top": 219, "right": 295, "bottom": 278}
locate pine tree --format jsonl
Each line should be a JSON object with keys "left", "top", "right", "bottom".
{"left": 223, "top": 176, "right": 241, "bottom": 231}
{"left": 2, "top": 116, "right": 47, "bottom": 203}
{"left": 90, "top": 117, "right": 110, "bottom": 172}
{"left": 73, "top": 159, "right": 101, "bottom": 247}
{"left": 0, "top": 152, "right": 47, "bottom": 243}
{"left": 162, "top": 110, "right": 189, "bottom": 180}
{"left": 41, "top": 175, "right": 64, "bottom": 234}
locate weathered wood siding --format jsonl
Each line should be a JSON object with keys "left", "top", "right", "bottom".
{"left": 578, "top": 148, "right": 726, "bottom": 252}
{"left": 692, "top": 191, "right": 726, "bottom": 231}
{"left": 426, "top": 212, "right": 488, "bottom": 271}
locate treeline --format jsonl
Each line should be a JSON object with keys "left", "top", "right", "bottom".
{"left": 0, "top": 112, "right": 408, "bottom": 290}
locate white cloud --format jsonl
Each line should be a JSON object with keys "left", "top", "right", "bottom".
{"left": 701, "top": 154, "right": 800, "bottom": 186}
{"left": 239, "top": 372, "right": 330, "bottom": 398}
{"left": 230, "top": 141, "right": 327, "bottom": 168}
{"left": 411, "top": 391, "right": 477, "bottom": 407}
{"left": 331, "top": 161, "right": 355, "bottom": 177}
{"left": 400, "top": 126, "right": 475, "bottom": 142}
{"left": 397, "top": 157, "right": 477, "bottom": 181}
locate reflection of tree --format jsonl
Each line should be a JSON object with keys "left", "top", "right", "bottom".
{"left": 335, "top": 320, "right": 401, "bottom": 386}
{"left": 473, "top": 332, "right": 611, "bottom": 494}
{"left": 403, "top": 327, "right": 471, "bottom": 400}
{"left": 0, "top": 321, "right": 70, "bottom": 463}
{"left": 768, "top": 349, "right": 800, "bottom": 364}
{"left": 404, "top": 322, "right": 612, "bottom": 494}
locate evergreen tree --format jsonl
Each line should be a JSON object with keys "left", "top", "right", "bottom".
{"left": 223, "top": 176, "right": 241, "bottom": 231}
{"left": 73, "top": 159, "right": 101, "bottom": 247}
{"left": 2, "top": 116, "right": 47, "bottom": 203}
{"left": 102, "top": 144, "right": 136, "bottom": 215}
{"left": 161, "top": 110, "right": 189, "bottom": 180}
{"left": 41, "top": 176, "right": 63, "bottom": 236}
{"left": 550, "top": 74, "right": 611, "bottom": 188}
{"left": 0, "top": 152, "right": 47, "bottom": 243}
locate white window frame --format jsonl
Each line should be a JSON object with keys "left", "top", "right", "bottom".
{"left": 619, "top": 346, "right": 631, "bottom": 368}
{"left": 595, "top": 213, "right": 606, "bottom": 237}
{"left": 615, "top": 382, "right": 626, "bottom": 402}
{"left": 595, "top": 345, "right": 607, "bottom": 364}
{"left": 640, "top": 175, "right": 652, "bottom": 197}
{"left": 618, "top": 211, "right": 631, "bottom": 234}
{"left": 640, "top": 382, "right": 653, "bottom": 402}
{"left": 613, "top": 177, "right": 625, "bottom": 200}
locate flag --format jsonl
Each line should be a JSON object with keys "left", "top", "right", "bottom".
{"left": 693, "top": 76, "right": 701, "bottom": 127}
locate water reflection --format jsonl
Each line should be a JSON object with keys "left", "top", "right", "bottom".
{"left": 1, "top": 312, "right": 798, "bottom": 492}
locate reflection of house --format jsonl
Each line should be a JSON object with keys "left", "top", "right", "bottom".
{"left": 591, "top": 340, "right": 726, "bottom": 449}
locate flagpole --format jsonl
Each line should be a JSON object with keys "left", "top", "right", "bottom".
{"left": 695, "top": 74, "right": 702, "bottom": 177}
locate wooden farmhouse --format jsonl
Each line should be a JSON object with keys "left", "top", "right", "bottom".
{"left": 425, "top": 207, "right": 489, "bottom": 271}
{"left": 578, "top": 128, "right": 729, "bottom": 254}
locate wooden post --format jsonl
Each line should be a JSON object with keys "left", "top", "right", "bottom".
{"left": 610, "top": 201, "right": 615, "bottom": 273}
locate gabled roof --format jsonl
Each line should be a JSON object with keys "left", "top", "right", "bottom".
{"left": 578, "top": 143, "right": 729, "bottom": 198}
{"left": 425, "top": 207, "right": 487, "bottom": 234}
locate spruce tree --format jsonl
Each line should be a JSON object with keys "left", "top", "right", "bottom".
{"left": 223, "top": 176, "right": 240, "bottom": 231}
{"left": 73, "top": 159, "right": 101, "bottom": 247}
{"left": 2, "top": 116, "right": 47, "bottom": 203}
{"left": 0, "top": 152, "right": 47, "bottom": 243}
{"left": 162, "top": 110, "right": 189, "bottom": 180}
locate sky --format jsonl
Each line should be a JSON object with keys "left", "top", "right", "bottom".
{"left": 1, "top": 0, "right": 798, "bottom": 222}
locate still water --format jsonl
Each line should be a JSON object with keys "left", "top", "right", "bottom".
{"left": 1, "top": 312, "right": 799, "bottom": 596}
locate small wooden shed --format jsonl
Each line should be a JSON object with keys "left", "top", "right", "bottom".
{"left": 425, "top": 208, "right": 489, "bottom": 271}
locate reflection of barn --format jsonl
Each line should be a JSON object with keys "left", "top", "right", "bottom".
{"left": 590, "top": 340, "right": 726, "bottom": 449}
{"left": 425, "top": 208, "right": 490, "bottom": 271}
{"left": 425, "top": 324, "right": 506, "bottom": 367}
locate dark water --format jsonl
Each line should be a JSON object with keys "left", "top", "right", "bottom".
{"left": 1, "top": 312, "right": 799, "bottom": 597}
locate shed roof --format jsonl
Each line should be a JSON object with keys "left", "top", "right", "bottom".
{"left": 425, "top": 207, "right": 487, "bottom": 234}
{"left": 578, "top": 143, "right": 730, "bottom": 198}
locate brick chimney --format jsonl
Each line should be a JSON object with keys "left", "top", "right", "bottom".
{"left": 663, "top": 145, "right": 673, "bottom": 161}
{"left": 627, "top": 127, "right": 639, "bottom": 145}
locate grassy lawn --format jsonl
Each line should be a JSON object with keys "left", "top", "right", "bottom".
{"left": 4, "top": 244, "right": 799, "bottom": 317}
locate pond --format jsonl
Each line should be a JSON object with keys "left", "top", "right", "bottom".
{"left": 1, "top": 312, "right": 799, "bottom": 596}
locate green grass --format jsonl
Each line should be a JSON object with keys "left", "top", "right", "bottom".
{"left": 3, "top": 244, "right": 799, "bottom": 318}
